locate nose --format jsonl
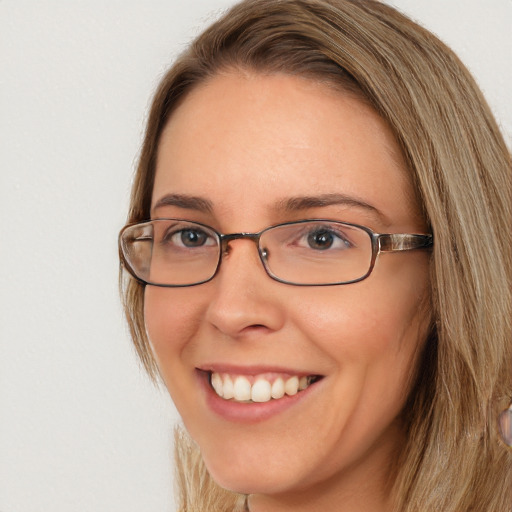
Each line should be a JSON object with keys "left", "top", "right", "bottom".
{"left": 205, "top": 239, "right": 286, "bottom": 338}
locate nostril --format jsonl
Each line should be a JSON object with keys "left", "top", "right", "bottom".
{"left": 240, "top": 324, "right": 269, "bottom": 335}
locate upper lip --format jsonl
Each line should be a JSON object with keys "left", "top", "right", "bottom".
{"left": 196, "top": 363, "right": 322, "bottom": 377}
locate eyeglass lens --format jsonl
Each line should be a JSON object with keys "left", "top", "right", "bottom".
{"left": 120, "top": 219, "right": 374, "bottom": 286}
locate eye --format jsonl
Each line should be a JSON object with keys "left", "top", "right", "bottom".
{"left": 179, "top": 228, "right": 209, "bottom": 247}
{"left": 163, "top": 227, "right": 216, "bottom": 248}
{"left": 302, "top": 226, "right": 352, "bottom": 251}
{"left": 307, "top": 229, "right": 335, "bottom": 250}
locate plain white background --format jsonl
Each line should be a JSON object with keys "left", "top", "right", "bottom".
{"left": 0, "top": 1, "right": 510, "bottom": 511}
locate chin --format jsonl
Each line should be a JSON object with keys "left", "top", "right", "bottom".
{"left": 199, "top": 443, "right": 307, "bottom": 496}
{"left": 206, "top": 466, "right": 296, "bottom": 496}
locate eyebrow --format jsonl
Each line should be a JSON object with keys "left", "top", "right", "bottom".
{"left": 275, "top": 193, "right": 388, "bottom": 222}
{"left": 152, "top": 192, "right": 388, "bottom": 223}
{"left": 152, "top": 193, "right": 214, "bottom": 214}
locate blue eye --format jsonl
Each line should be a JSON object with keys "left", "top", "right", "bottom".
{"left": 303, "top": 227, "right": 352, "bottom": 251}
{"left": 179, "top": 229, "right": 209, "bottom": 247}
{"left": 307, "top": 229, "right": 335, "bottom": 250}
{"left": 162, "top": 227, "right": 216, "bottom": 248}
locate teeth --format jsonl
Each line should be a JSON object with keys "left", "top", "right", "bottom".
{"left": 210, "top": 372, "right": 317, "bottom": 403}
{"left": 211, "top": 372, "right": 223, "bottom": 396}
{"left": 251, "top": 379, "right": 272, "bottom": 402}
{"left": 284, "top": 376, "right": 299, "bottom": 396}
{"left": 233, "top": 376, "right": 251, "bottom": 401}
{"left": 271, "top": 378, "right": 285, "bottom": 399}
{"left": 223, "top": 375, "right": 235, "bottom": 399}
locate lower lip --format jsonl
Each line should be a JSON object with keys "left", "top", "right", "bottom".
{"left": 196, "top": 370, "right": 322, "bottom": 424}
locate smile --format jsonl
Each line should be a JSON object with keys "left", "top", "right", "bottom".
{"left": 209, "top": 372, "right": 321, "bottom": 403}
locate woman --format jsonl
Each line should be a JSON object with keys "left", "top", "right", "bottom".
{"left": 118, "top": 0, "right": 512, "bottom": 510}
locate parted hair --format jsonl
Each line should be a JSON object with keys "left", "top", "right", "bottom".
{"left": 120, "top": 1, "right": 512, "bottom": 510}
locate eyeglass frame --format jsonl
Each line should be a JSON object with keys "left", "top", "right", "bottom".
{"left": 118, "top": 218, "right": 433, "bottom": 287}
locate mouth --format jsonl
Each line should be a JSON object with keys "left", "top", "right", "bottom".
{"left": 207, "top": 371, "right": 323, "bottom": 404}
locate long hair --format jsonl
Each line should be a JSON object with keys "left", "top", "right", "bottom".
{"left": 120, "top": 1, "right": 512, "bottom": 510}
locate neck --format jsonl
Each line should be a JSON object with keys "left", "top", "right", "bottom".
{"left": 247, "top": 481, "right": 393, "bottom": 512}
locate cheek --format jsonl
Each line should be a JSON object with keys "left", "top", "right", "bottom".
{"left": 275, "top": 277, "right": 431, "bottom": 478}
{"left": 143, "top": 287, "right": 203, "bottom": 372}
{"left": 294, "top": 264, "right": 431, "bottom": 388}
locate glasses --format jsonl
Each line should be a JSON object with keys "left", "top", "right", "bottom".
{"left": 119, "top": 218, "right": 433, "bottom": 287}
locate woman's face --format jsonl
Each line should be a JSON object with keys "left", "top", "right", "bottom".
{"left": 145, "top": 73, "right": 431, "bottom": 505}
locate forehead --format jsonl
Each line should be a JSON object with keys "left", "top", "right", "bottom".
{"left": 153, "top": 73, "right": 421, "bottom": 230}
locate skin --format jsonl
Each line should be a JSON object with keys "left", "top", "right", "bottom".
{"left": 145, "top": 72, "right": 432, "bottom": 511}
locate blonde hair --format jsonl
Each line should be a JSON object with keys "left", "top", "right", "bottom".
{"left": 120, "top": 1, "right": 512, "bottom": 510}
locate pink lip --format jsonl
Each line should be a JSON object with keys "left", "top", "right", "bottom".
{"left": 197, "top": 363, "right": 316, "bottom": 377}
{"left": 196, "top": 368, "right": 323, "bottom": 424}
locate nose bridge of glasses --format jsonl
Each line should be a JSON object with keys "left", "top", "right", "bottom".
{"left": 219, "top": 232, "right": 261, "bottom": 254}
